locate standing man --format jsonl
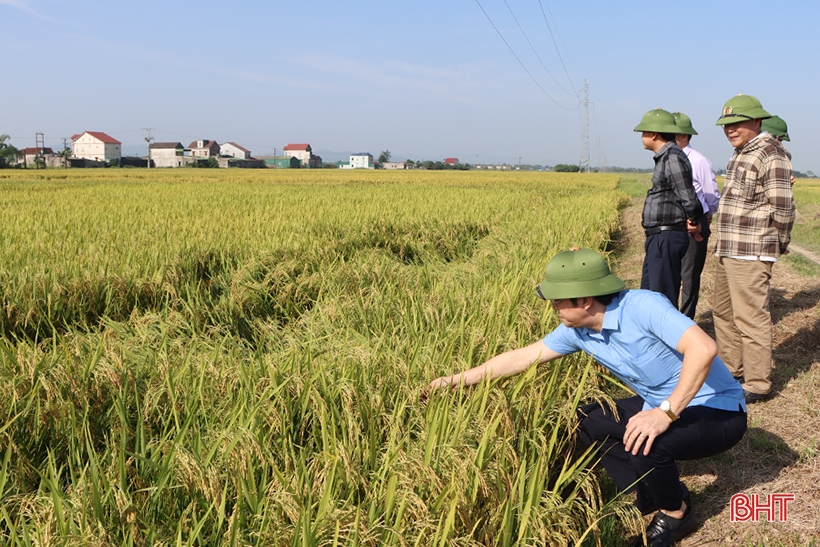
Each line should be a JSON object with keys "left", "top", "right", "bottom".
{"left": 426, "top": 249, "right": 747, "bottom": 547}
{"left": 713, "top": 95, "right": 795, "bottom": 403}
{"left": 673, "top": 112, "right": 720, "bottom": 319}
{"left": 762, "top": 115, "right": 790, "bottom": 143}
{"left": 634, "top": 109, "right": 703, "bottom": 308}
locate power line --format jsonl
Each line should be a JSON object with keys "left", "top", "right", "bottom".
{"left": 473, "top": 0, "right": 575, "bottom": 111}
{"left": 501, "top": 0, "right": 575, "bottom": 97}
{"left": 537, "top": 0, "right": 582, "bottom": 92}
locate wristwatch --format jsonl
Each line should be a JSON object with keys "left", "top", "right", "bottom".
{"left": 660, "top": 400, "right": 679, "bottom": 421}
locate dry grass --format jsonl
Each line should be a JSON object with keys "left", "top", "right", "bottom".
{"left": 613, "top": 179, "right": 820, "bottom": 546}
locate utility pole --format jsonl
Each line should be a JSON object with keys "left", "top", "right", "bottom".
{"left": 35, "top": 132, "right": 45, "bottom": 169}
{"left": 61, "top": 137, "right": 69, "bottom": 168}
{"left": 143, "top": 128, "right": 154, "bottom": 168}
{"left": 579, "top": 79, "right": 591, "bottom": 173}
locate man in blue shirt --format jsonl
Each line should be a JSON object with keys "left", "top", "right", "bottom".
{"left": 427, "top": 249, "right": 747, "bottom": 547}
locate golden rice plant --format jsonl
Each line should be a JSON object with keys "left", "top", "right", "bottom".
{"left": 0, "top": 169, "right": 640, "bottom": 546}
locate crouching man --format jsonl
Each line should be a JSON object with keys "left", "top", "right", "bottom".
{"left": 426, "top": 249, "right": 747, "bottom": 547}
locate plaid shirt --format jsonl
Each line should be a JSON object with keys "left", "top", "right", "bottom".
{"left": 642, "top": 141, "right": 703, "bottom": 228}
{"left": 714, "top": 133, "right": 795, "bottom": 258}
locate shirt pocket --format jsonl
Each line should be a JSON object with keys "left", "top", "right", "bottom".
{"left": 621, "top": 347, "right": 676, "bottom": 389}
{"left": 729, "top": 167, "right": 762, "bottom": 202}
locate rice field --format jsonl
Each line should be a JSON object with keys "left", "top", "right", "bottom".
{"left": 0, "top": 169, "right": 637, "bottom": 546}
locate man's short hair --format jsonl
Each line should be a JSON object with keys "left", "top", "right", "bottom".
{"left": 659, "top": 133, "right": 676, "bottom": 143}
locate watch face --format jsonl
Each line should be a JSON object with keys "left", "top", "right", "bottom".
{"left": 661, "top": 400, "right": 671, "bottom": 411}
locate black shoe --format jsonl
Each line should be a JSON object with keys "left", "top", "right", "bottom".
{"left": 743, "top": 389, "right": 772, "bottom": 404}
{"left": 644, "top": 504, "right": 697, "bottom": 547}
{"left": 640, "top": 483, "right": 691, "bottom": 516}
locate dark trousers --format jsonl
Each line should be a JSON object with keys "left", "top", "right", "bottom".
{"left": 641, "top": 230, "right": 690, "bottom": 308}
{"left": 577, "top": 396, "right": 747, "bottom": 513}
{"left": 680, "top": 217, "right": 711, "bottom": 319}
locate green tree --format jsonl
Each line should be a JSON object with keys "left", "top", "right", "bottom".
{"left": 378, "top": 150, "right": 392, "bottom": 165}
{"left": 57, "top": 146, "right": 72, "bottom": 168}
{"left": 207, "top": 157, "right": 219, "bottom": 168}
{"left": 554, "top": 164, "right": 580, "bottom": 172}
{"left": 0, "top": 134, "right": 19, "bottom": 168}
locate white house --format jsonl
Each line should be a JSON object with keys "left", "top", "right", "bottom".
{"left": 282, "top": 143, "right": 312, "bottom": 166}
{"left": 382, "top": 161, "right": 405, "bottom": 170}
{"left": 149, "top": 142, "right": 185, "bottom": 167}
{"left": 220, "top": 142, "right": 251, "bottom": 159}
{"left": 343, "top": 153, "right": 374, "bottom": 169}
{"left": 71, "top": 131, "right": 121, "bottom": 162}
{"left": 189, "top": 140, "right": 220, "bottom": 157}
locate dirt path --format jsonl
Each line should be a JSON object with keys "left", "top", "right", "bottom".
{"left": 613, "top": 195, "right": 820, "bottom": 546}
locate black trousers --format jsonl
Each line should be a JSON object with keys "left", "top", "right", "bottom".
{"left": 577, "top": 396, "right": 747, "bottom": 512}
{"left": 641, "top": 230, "right": 690, "bottom": 309}
{"left": 680, "top": 217, "right": 711, "bottom": 320}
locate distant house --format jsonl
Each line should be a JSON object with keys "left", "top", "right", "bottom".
{"left": 265, "top": 156, "right": 301, "bottom": 169}
{"left": 189, "top": 140, "right": 220, "bottom": 158}
{"left": 342, "top": 153, "right": 374, "bottom": 169}
{"left": 283, "top": 143, "right": 311, "bottom": 165}
{"left": 444, "top": 157, "right": 458, "bottom": 166}
{"left": 220, "top": 142, "right": 251, "bottom": 159}
{"left": 283, "top": 143, "right": 322, "bottom": 168}
{"left": 382, "top": 161, "right": 405, "bottom": 170}
{"left": 72, "top": 131, "right": 121, "bottom": 162}
{"left": 18, "top": 147, "right": 55, "bottom": 167}
{"left": 149, "top": 142, "right": 185, "bottom": 167}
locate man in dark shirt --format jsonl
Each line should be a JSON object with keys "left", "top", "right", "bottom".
{"left": 634, "top": 108, "right": 703, "bottom": 307}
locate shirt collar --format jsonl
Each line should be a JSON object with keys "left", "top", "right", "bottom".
{"left": 653, "top": 140, "right": 675, "bottom": 160}
{"left": 601, "top": 292, "right": 623, "bottom": 332}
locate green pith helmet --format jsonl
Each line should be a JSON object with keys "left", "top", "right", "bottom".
{"left": 715, "top": 94, "right": 772, "bottom": 126}
{"left": 634, "top": 108, "right": 683, "bottom": 133}
{"left": 535, "top": 249, "right": 626, "bottom": 300}
{"left": 761, "top": 115, "right": 790, "bottom": 141}
{"left": 672, "top": 112, "right": 698, "bottom": 135}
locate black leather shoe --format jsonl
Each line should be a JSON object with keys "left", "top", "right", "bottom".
{"left": 639, "top": 483, "right": 691, "bottom": 516}
{"left": 743, "top": 389, "right": 772, "bottom": 404}
{"left": 643, "top": 504, "right": 697, "bottom": 547}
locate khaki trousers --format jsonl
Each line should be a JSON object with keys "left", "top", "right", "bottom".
{"left": 712, "top": 257, "right": 773, "bottom": 394}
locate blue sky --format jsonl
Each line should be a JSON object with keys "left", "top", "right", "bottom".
{"left": 2, "top": 0, "right": 818, "bottom": 171}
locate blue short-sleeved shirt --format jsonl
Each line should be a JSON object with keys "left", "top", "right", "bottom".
{"left": 543, "top": 290, "right": 746, "bottom": 413}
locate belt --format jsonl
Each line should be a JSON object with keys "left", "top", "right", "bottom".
{"left": 644, "top": 223, "right": 687, "bottom": 236}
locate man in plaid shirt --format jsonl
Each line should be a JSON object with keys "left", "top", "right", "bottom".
{"left": 634, "top": 109, "right": 703, "bottom": 308}
{"left": 713, "top": 95, "right": 795, "bottom": 403}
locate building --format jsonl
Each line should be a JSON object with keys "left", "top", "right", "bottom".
{"left": 342, "top": 153, "right": 374, "bottom": 169}
{"left": 282, "top": 143, "right": 312, "bottom": 165}
{"left": 265, "top": 156, "right": 302, "bottom": 169}
{"left": 149, "top": 142, "right": 185, "bottom": 167}
{"left": 282, "top": 143, "right": 322, "bottom": 168}
{"left": 189, "top": 140, "right": 220, "bottom": 158}
{"left": 444, "top": 157, "right": 458, "bottom": 166}
{"left": 71, "top": 131, "right": 121, "bottom": 162}
{"left": 382, "top": 161, "right": 406, "bottom": 170}
{"left": 18, "top": 147, "right": 55, "bottom": 167}
{"left": 220, "top": 142, "right": 251, "bottom": 159}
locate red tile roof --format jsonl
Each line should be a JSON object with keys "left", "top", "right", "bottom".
{"left": 283, "top": 143, "right": 311, "bottom": 151}
{"left": 444, "top": 157, "right": 458, "bottom": 165}
{"left": 73, "top": 131, "right": 121, "bottom": 144}
{"left": 20, "top": 147, "right": 55, "bottom": 155}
